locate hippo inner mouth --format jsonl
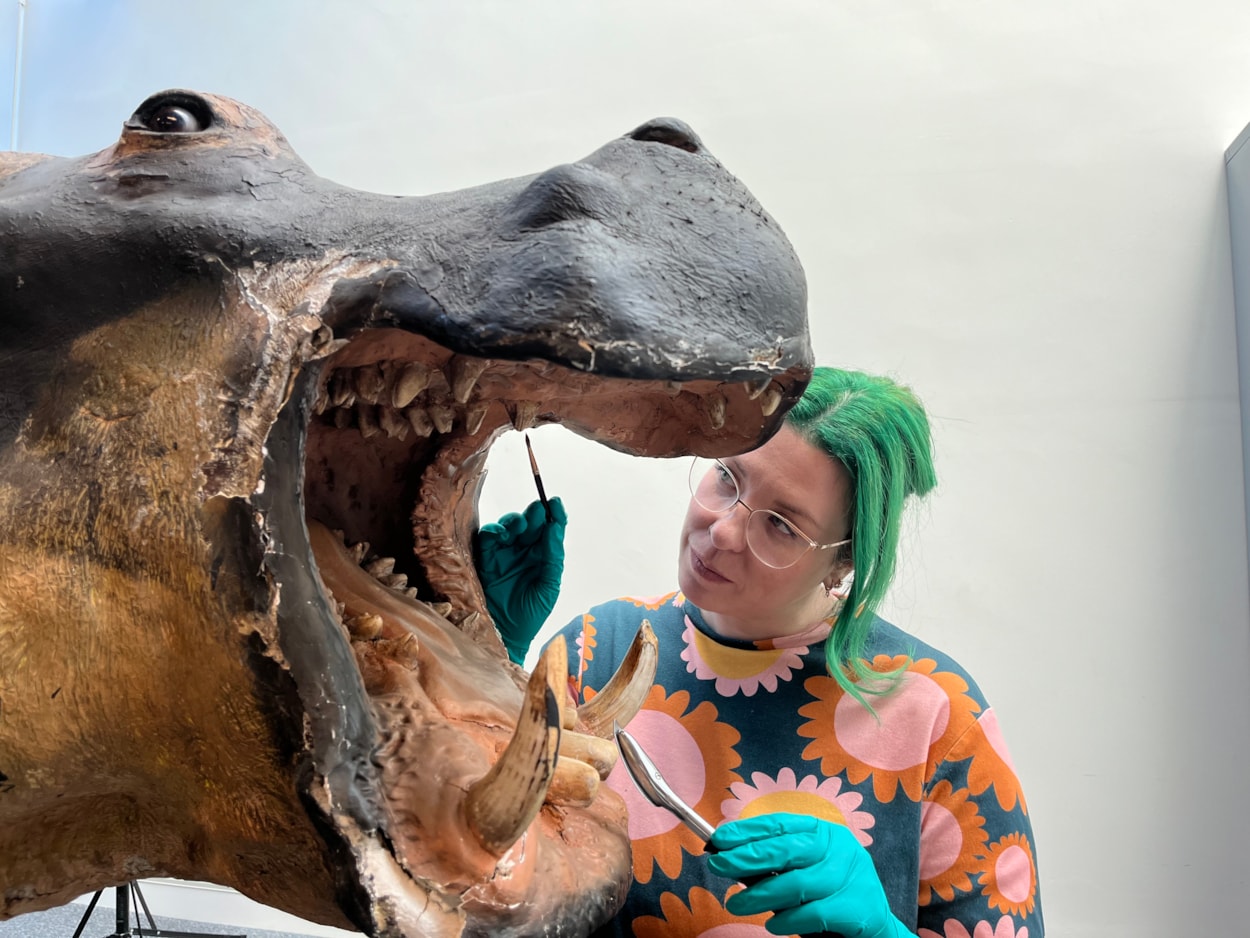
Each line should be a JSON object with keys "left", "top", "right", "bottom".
{"left": 276, "top": 320, "right": 784, "bottom": 928}
{"left": 301, "top": 328, "right": 781, "bottom": 602}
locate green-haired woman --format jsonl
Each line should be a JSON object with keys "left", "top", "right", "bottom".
{"left": 477, "top": 366, "right": 1043, "bottom": 938}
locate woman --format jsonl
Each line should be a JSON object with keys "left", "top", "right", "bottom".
{"left": 477, "top": 367, "right": 1043, "bottom": 938}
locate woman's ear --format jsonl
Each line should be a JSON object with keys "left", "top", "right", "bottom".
{"left": 825, "top": 565, "right": 854, "bottom": 600}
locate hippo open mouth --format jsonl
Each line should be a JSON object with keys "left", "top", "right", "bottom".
{"left": 0, "top": 91, "right": 810, "bottom": 937}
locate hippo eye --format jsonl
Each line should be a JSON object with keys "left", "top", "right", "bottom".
{"left": 127, "top": 92, "right": 215, "bottom": 135}
{"left": 147, "top": 105, "right": 202, "bottom": 134}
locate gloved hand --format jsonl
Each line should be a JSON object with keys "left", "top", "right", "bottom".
{"left": 474, "top": 497, "right": 567, "bottom": 664}
{"left": 707, "top": 813, "right": 911, "bottom": 938}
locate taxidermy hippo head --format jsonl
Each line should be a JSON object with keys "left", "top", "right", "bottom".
{"left": 0, "top": 90, "right": 810, "bottom": 936}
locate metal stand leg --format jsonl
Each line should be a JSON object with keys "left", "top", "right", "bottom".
{"left": 114, "top": 885, "right": 130, "bottom": 937}
{"left": 68, "top": 883, "right": 245, "bottom": 938}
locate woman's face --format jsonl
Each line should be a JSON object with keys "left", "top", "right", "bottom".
{"left": 677, "top": 423, "right": 853, "bottom": 640}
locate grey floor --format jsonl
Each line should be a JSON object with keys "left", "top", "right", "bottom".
{"left": 0, "top": 898, "right": 320, "bottom": 938}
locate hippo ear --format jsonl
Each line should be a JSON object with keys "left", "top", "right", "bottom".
{"left": 0, "top": 151, "right": 51, "bottom": 180}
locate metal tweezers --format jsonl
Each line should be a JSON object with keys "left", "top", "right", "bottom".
{"left": 614, "top": 722, "right": 715, "bottom": 841}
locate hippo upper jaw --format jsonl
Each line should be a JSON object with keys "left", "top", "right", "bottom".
{"left": 0, "top": 90, "right": 810, "bottom": 937}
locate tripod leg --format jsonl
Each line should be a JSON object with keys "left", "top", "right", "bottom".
{"left": 115, "top": 884, "right": 132, "bottom": 938}
{"left": 70, "top": 890, "right": 104, "bottom": 938}
{"left": 132, "top": 882, "right": 159, "bottom": 935}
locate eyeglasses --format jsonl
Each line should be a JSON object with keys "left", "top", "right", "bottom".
{"left": 687, "top": 458, "right": 850, "bottom": 569}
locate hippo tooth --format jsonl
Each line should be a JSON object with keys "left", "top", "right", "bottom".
{"left": 313, "top": 383, "right": 329, "bottom": 414}
{"left": 703, "top": 392, "right": 726, "bottom": 430}
{"left": 378, "top": 406, "right": 409, "bottom": 440}
{"left": 464, "top": 637, "right": 564, "bottom": 856}
{"left": 345, "top": 612, "right": 384, "bottom": 640}
{"left": 428, "top": 403, "right": 455, "bottom": 435}
{"left": 448, "top": 356, "right": 489, "bottom": 404}
{"left": 379, "top": 573, "right": 408, "bottom": 590}
{"left": 744, "top": 376, "right": 770, "bottom": 400}
{"left": 348, "top": 541, "right": 370, "bottom": 564}
{"left": 576, "top": 620, "right": 659, "bottom": 737}
{"left": 391, "top": 362, "right": 431, "bottom": 408}
{"left": 759, "top": 384, "right": 783, "bottom": 417}
{"left": 379, "top": 633, "right": 420, "bottom": 670}
{"left": 402, "top": 587, "right": 419, "bottom": 599}
{"left": 463, "top": 402, "right": 488, "bottom": 435}
{"left": 557, "top": 730, "right": 618, "bottom": 780}
{"left": 330, "top": 371, "right": 356, "bottom": 408}
{"left": 664, "top": 381, "right": 684, "bottom": 397}
{"left": 429, "top": 601, "right": 452, "bottom": 618}
{"left": 364, "top": 557, "right": 395, "bottom": 577}
{"left": 353, "top": 364, "right": 387, "bottom": 404}
{"left": 510, "top": 400, "right": 538, "bottom": 431}
{"left": 333, "top": 407, "right": 353, "bottom": 429}
{"left": 546, "top": 755, "right": 600, "bottom": 808}
{"left": 356, "top": 403, "right": 380, "bottom": 439}
{"left": 404, "top": 406, "right": 434, "bottom": 437}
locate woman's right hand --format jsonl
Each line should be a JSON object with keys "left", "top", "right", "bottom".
{"left": 708, "top": 812, "right": 911, "bottom": 938}
{"left": 474, "top": 497, "right": 568, "bottom": 664}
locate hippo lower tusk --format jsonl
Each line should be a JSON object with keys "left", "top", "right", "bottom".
{"left": 576, "top": 621, "right": 659, "bottom": 738}
{"left": 464, "top": 638, "right": 565, "bottom": 856}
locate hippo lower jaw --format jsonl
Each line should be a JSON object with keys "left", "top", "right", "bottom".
{"left": 258, "top": 311, "right": 787, "bottom": 936}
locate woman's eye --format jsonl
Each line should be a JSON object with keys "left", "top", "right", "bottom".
{"left": 767, "top": 513, "right": 800, "bottom": 540}
{"left": 713, "top": 464, "right": 736, "bottom": 489}
{"left": 145, "top": 105, "right": 203, "bottom": 133}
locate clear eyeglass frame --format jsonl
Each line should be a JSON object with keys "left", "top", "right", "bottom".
{"left": 687, "top": 457, "right": 850, "bottom": 569}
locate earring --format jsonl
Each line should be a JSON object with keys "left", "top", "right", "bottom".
{"left": 826, "top": 576, "right": 851, "bottom": 601}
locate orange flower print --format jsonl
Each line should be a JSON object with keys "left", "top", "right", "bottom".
{"left": 919, "top": 916, "right": 1029, "bottom": 938}
{"left": 976, "top": 833, "right": 1037, "bottom": 918}
{"left": 607, "top": 685, "right": 741, "bottom": 884}
{"left": 797, "top": 656, "right": 981, "bottom": 803}
{"left": 949, "top": 708, "right": 1027, "bottom": 813}
{"left": 632, "top": 886, "right": 772, "bottom": 938}
{"left": 570, "top": 613, "right": 598, "bottom": 700}
{"left": 619, "top": 590, "right": 680, "bottom": 611}
{"left": 918, "top": 780, "right": 988, "bottom": 904}
{"left": 721, "top": 767, "right": 876, "bottom": 846}
{"left": 680, "top": 617, "right": 809, "bottom": 696}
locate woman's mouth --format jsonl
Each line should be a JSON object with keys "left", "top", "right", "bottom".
{"left": 690, "top": 547, "right": 731, "bottom": 584}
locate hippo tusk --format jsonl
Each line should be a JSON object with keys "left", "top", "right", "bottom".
{"left": 463, "top": 638, "right": 566, "bottom": 856}
{"left": 575, "top": 621, "right": 659, "bottom": 738}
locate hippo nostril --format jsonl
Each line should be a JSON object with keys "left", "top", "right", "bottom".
{"left": 628, "top": 118, "right": 702, "bottom": 154}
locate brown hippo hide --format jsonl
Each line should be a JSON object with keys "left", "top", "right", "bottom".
{"left": 0, "top": 90, "right": 811, "bottom": 937}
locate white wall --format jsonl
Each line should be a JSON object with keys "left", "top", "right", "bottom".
{"left": 10, "top": 1, "right": 1250, "bottom": 935}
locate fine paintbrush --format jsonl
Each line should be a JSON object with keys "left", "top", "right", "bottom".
{"left": 524, "top": 433, "right": 554, "bottom": 523}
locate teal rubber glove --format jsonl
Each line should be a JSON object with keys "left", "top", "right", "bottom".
{"left": 474, "top": 497, "right": 567, "bottom": 664}
{"left": 707, "top": 813, "right": 911, "bottom": 938}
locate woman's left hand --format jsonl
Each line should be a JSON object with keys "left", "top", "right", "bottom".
{"left": 707, "top": 813, "right": 911, "bottom": 938}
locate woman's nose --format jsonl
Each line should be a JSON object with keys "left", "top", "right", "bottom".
{"left": 708, "top": 503, "right": 749, "bottom": 552}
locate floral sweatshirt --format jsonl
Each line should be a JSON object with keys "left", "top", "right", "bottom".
{"left": 553, "top": 591, "right": 1043, "bottom": 938}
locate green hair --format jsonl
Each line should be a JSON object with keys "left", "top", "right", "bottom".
{"left": 784, "top": 366, "right": 937, "bottom": 707}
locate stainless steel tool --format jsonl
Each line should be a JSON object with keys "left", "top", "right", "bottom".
{"left": 614, "top": 722, "right": 715, "bottom": 841}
